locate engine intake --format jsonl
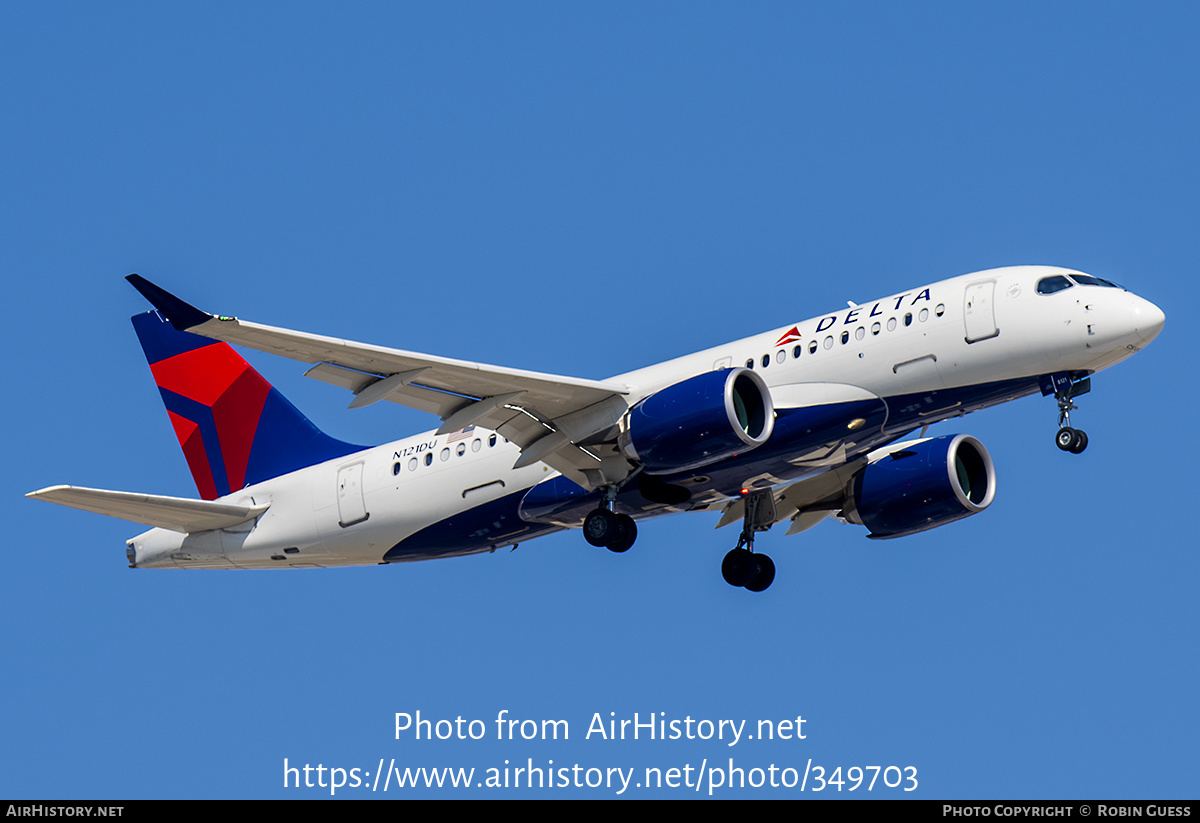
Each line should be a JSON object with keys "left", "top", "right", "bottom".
{"left": 847, "top": 434, "right": 996, "bottom": 539}
{"left": 619, "top": 368, "right": 774, "bottom": 474}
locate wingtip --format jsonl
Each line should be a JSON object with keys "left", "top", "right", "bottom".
{"left": 126, "top": 274, "right": 212, "bottom": 330}
{"left": 26, "top": 485, "right": 69, "bottom": 500}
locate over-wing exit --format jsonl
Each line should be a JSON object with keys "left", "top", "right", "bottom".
{"left": 28, "top": 266, "right": 1164, "bottom": 591}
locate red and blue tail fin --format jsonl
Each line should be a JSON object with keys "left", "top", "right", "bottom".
{"left": 132, "top": 310, "right": 364, "bottom": 500}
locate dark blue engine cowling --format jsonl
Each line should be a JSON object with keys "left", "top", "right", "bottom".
{"left": 849, "top": 434, "right": 996, "bottom": 539}
{"left": 618, "top": 368, "right": 775, "bottom": 474}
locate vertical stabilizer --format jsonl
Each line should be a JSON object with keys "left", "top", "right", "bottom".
{"left": 131, "top": 310, "right": 364, "bottom": 499}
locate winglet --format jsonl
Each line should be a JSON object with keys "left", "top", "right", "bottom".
{"left": 126, "top": 274, "right": 213, "bottom": 330}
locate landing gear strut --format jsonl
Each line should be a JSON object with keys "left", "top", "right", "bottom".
{"left": 583, "top": 487, "right": 637, "bottom": 553}
{"left": 722, "top": 490, "right": 776, "bottom": 592}
{"left": 1053, "top": 379, "right": 1090, "bottom": 454}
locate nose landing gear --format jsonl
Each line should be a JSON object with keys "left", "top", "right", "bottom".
{"left": 1053, "top": 377, "right": 1091, "bottom": 454}
{"left": 722, "top": 490, "right": 776, "bottom": 592}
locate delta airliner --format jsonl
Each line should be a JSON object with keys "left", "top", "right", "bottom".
{"left": 27, "top": 267, "right": 1164, "bottom": 591}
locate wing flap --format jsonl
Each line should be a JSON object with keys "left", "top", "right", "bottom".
{"left": 714, "top": 457, "right": 869, "bottom": 533}
{"left": 27, "top": 485, "right": 269, "bottom": 533}
{"left": 304, "top": 362, "right": 471, "bottom": 417}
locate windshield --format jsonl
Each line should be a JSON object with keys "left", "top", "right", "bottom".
{"left": 1036, "top": 275, "right": 1073, "bottom": 295}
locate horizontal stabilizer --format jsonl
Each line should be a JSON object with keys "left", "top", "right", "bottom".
{"left": 26, "top": 485, "right": 269, "bottom": 533}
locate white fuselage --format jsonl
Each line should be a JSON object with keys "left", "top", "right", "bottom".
{"left": 127, "top": 266, "right": 1164, "bottom": 569}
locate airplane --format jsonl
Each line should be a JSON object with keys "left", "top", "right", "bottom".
{"left": 27, "top": 266, "right": 1164, "bottom": 591}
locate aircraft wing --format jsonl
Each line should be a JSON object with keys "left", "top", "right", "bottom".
{"left": 714, "top": 457, "right": 869, "bottom": 535}
{"left": 712, "top": 435, "right": 935, "bottom": 536}
{"left": 126, "top": 276, "right": 632, "bottom": 487}
{"left": 27, "top": 485, "right": 269, "bottom": 533}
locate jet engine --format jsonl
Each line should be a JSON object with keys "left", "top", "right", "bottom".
{"left": 844, "top": 434, "right": 996, "bottom": 539}
{"left": 618, "top": 368, "right": 774, "bottom": 474}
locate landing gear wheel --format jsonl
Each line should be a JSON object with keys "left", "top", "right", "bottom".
{"left": 744, "top": 553, "right": 775, "bottom": 592}
{"left": 1052, "top": 378, "right": 1091, "bottom": 455}
{"left": 722, "top": 548, "right": 757, "bottom": 588}
{"left": 583, "top": 509, "right": 638, "bottom": 552}
{"left": 583, "top": 509, "right": 617, "bottom": 547}
{"left": 607, "top": 514, "right": 637, "bottom": 553}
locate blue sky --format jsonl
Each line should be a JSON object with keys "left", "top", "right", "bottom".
{"left": 3, "top": 2, "right": 1197, "bottom": 798}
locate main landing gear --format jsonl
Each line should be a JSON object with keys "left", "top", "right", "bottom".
{"left": 1053, "top": 379, "right": 1090, "bottom": 454}
{"left": 582, "top": 482, "right": 778, "bottom": 593}
{"left": 721, "top": 490, "right": 776, "bottom": 593}
{"left": 583, "top": 487, "right": 637, "bottom": 553}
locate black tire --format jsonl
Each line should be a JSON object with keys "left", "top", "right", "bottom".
{"left": 744, "top": 553, "right": 776, "bottom": 592}
{"left": 721, "top": 548, "right": 757, "bottom": 587}
{"left": 1055, "top": 427, "right": 1077, "bottom": 452}
{"left": 607, "top": 514, "right": 637, "bottom": 553}
{"left": 1069, "top": 429, "right": 1088, "bottom": 454}
{"left": 583, "top": 509, "right": 616, "bottom": 547}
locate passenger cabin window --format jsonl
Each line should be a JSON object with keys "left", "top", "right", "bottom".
{"left": 1036, "top": 275, "right": 1073, "bottom": 295}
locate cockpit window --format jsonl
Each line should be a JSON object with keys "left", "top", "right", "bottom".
{"left": 1068, "top": 273, "right": 1120, "bottom": 288}
{"left": 1036, "top": 275, "right": 1073, "bottom": 295}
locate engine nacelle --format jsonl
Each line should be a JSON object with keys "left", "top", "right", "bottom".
{"left": 846, "top": 434, "right": 996, "bottom": 539}
{"left": 618, "top": 368, "right": 774, "bottom": 474}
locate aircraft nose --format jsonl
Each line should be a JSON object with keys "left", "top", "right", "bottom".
{"left": 1129, "top": 295, "right": 1165, "bottom": 345}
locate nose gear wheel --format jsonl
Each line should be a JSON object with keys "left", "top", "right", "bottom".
{"left": 1053, "top": 378, "right": 1089, "bottom": 454}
